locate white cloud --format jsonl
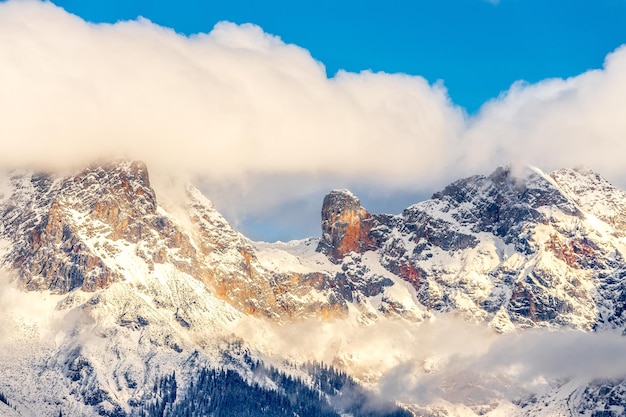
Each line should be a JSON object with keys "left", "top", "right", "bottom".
{"left": 0, "top": 273, "right": 68, "bottom": 343}
{"left": 1, "top": 1, "right": 626, "bottom": 240}
{"left": 0, "top": 1, "right": 464, "bottom": 186}
{"left": 464, "top": 46, "right": 626, "bottom": 179}
{"left": 377, "top": 328, "right": 626, "bottom": 406}
{"left": 237, "top": 312, "right": 626, "bottom": 408}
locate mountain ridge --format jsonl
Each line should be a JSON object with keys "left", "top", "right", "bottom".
{"left": 1, "top": 160, "right": 626, "bottom": 416}
{"left": 307, "top": 164, "right": 626, "bottom": 332}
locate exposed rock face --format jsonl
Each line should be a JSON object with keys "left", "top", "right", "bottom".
{"left": 17, "top": 203, "right": 117, "bottom": 293}
{"left": 317, "top": 190, "right": 378, "bottom": 262}
{"left": 0, "top": 161, "right": 380, "bottom": 322}
{"left": 2, "top": 166, "right": 118, "bottom": 292}
{"left": 551, "top": 167, "right": 626, "bottom": 235}
{"left": 314, "top": 166, "right": 626, "bottom": 332}
{"left": 0, "top": 161, "right": 206, "bottom": 293}
{"left": 184, "top": 186, "right": 353, "bottom": 320}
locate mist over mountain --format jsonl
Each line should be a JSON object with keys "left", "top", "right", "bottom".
{"left": 1, "top": 160, "right": 626, "bottom": 416}
{"left": 2, "top": 1, "right": 626, "bottom": 245}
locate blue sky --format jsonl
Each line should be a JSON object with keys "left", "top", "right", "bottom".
{"left": 2, "top": 1, "right": 626, "bottom": 241}
{"left": 50, "top": 0, "right": 626, "bottom": 113}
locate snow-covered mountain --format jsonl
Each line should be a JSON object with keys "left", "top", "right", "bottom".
{"left": 314, "top": 166, "right": 626, "bottom": 333}
{"left": 1, "top": 160, "right": 626, "bottom": 416}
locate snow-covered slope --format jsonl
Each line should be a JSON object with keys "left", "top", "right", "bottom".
{"left": 0, "top": 160, "right": 423, "bottom": 416}
{"left": 307, "top": 166, "right": 626, "bottom": 333}
{"left": 1, "top": 161, "right": 626, "bottom": 416}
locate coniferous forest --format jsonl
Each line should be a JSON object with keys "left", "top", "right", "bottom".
{"left": 141, "top": 362, "right": 412, "bottom": 417}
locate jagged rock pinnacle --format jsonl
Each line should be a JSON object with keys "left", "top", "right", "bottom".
{"left": 316, "top": 189, "right": 378, "bottom": 262}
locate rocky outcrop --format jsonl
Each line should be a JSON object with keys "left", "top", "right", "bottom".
{"left": 80, "top": 160, "right": 157, "bottom": 242}
{"left": 317, "top": 190, "right": 378, "bottom": 262}
{"left": 16, "top": 201, "right": 117, "bottom": 292}
{"left": 312, "top": 166, "right": 626, "bottom": 331}
{"left": 0, "top": 161, "right": 204, "bottom": 293}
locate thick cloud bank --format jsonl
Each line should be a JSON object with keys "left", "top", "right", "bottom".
{"left": 1, "top": 1, "right": 626, "bottom": 239}
{"left": 235, "top": 314, "right": 626, "bottom": 408}
{"left": 377, "top": 328, "right": 626, "bottom": 406}
{"left": 0, "top": 0, "right": 462, "bottom": 184}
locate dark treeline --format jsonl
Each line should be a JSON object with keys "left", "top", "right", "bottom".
{"left": 0, "top": 391, "right": 9, "bottom": 407}
{"left": 140, "top": 367, "right": 336, "bottom": 417}
{"left": 305, "top": 362, "right": 412, "bottom": 417}
{"left": 0, "top": 391, "right": 19, "bottom": 413}
{"left": 140, "top": 361, "right": 411, "bottom": 417}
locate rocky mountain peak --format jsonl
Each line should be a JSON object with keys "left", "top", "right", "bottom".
{"left": 78, "top": 160, "right": 158, "bottom": 239}
{"left": 0, "top": 159, "right": 168, "bottom": 293}
{"left": 316, "top": 189, "right": 378, "bottom": 262}
{"left": 0, "top": 161, "right": 366, "bottom": 321}
{"left": 80, "top": 159, "right": 156, "bottom": 215}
